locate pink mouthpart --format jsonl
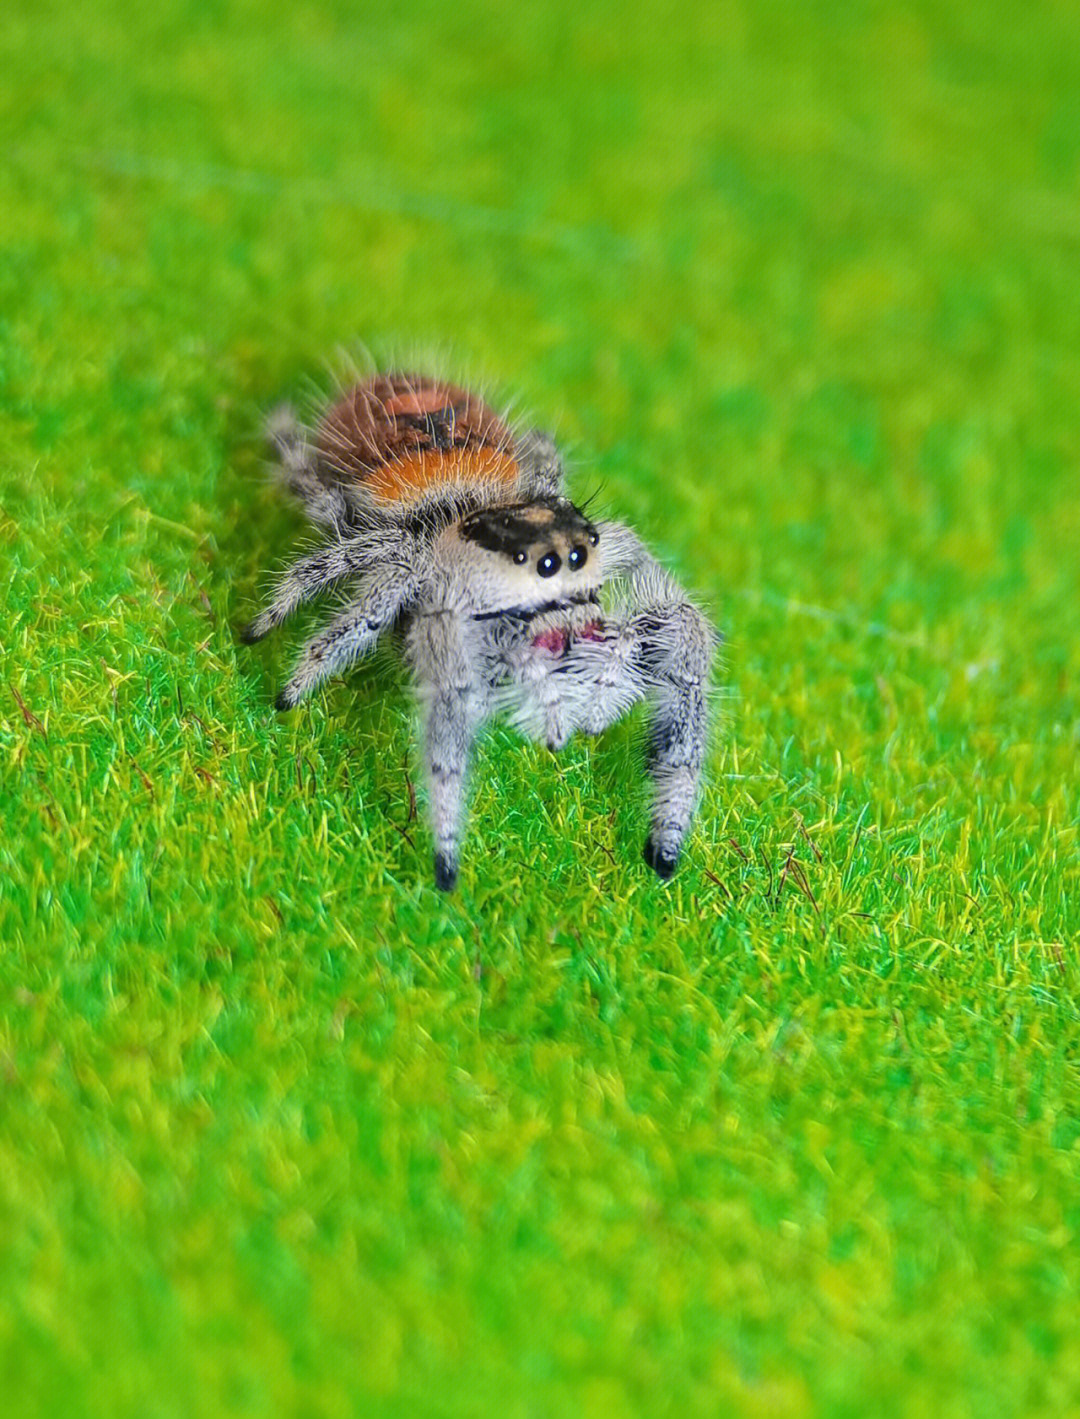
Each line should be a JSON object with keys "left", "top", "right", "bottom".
{"left": 532, "top": 628, "right": 569, "bottom": 656}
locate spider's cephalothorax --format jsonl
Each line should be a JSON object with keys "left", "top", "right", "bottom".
{"left": 242, "top": 372, "right": 716, "bottom": 891}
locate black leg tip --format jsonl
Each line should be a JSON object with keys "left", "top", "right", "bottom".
{"left": 644, "top": 838, "right": 678, "bottom": 880}
{"left": 238, "top": 621, "right": 264, "bottom": 645}
{"left": 274, "top": 689, "right": 296, "bottom": 713}
{"left": 434, "top": 853, "right": 459, "bottom": 892}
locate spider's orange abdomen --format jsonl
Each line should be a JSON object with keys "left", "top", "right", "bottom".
{"left": 316, "top": 373, "right": 519, "bottom": 505}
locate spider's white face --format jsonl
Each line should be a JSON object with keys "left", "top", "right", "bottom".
{"left": 440, "top": 497, "right": 604, "bottom": 615}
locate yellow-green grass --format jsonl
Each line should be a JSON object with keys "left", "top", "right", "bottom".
{"left": 2, "top": 1, "right": 1079, "bottom": 1414}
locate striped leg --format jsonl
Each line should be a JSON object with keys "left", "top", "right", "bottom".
{"left": 591, "top": 521, "right": 717, "bottom": 875}
{"left": 274, "top": 565, "right": 417, "bottom": 710}
{"left": 541, "top": 600, "right": 713, "bottom": 879}
{"left": 635, "top": 604, "right": 713, "bottom": 876}
{"left": 242, "top": 529, "right": 422, "bottom": 643}
{"left": 265, "top": 406, "right": 349, "bottom": 531}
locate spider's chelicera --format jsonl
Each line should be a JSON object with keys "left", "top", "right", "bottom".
{"left": 241, "top": 372, "right": 717, "bottom": 891}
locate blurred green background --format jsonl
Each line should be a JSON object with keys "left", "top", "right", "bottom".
{"left": 2, "top": 1, "right": 1079, "bottom": 1415}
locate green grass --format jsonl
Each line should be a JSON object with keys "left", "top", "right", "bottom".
{"left": 3, "top": 1, "right": 1080, "bottom": 1414}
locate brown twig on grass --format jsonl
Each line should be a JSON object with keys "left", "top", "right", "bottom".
{"left": 10, "top": 684, "right": 46, "bottom": 739}
{"left": 129, "top": 757, "right": 155, "bottom": 798}
{"left": 795, "top": 813, "right": 823, "bottom": 862}
{"left": 403, "top": 754, "right": 417, "bottom": 823}
{"left": 702, "top": 867, "right": 733, "bottom": 900}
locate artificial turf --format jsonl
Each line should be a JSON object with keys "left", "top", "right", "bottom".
{"left": 3, "top": 0, "right": 1080, "bottom": 1414}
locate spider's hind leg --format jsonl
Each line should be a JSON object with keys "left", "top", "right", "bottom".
{"left": 265, "top": 404, "right": 349, "bottom": 532}
{"left": 241, "top": 528, "right": 424, "bottom": 643}
{"left": 515, "top": 428, "right": 565, "bottom": 498}
{"left": 274, "top": 562, "right": 419, "bottom": 710}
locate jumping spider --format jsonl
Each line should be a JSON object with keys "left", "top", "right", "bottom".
{"left": 241, "top": 372, "right": 716, "bottom": 891}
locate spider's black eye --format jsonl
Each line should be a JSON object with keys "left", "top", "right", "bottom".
{"left": 567, "top": 545, "right": 588, "bottom": 571}
{"left": 587, "top": 529, "right": 600, "bottom": 546}
{"left": 513, "top": 550, "right": 528, "bottom": 564}
{"left": 537, "top": 551, "right": 561, "bottom": 578}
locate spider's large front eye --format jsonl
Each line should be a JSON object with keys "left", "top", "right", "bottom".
{"left": 567, "top": 545, "right": 588, "bottom": 571}
{"left": 537, "top": 551, "right": 561, "bottom": 578}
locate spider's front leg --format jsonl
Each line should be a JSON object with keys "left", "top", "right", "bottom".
{"left": 578, "top": 521, "right": 718, "bottom": 877}
{"left": 274, "top": 561, "right": 421, "bottom": 710}
{"left": 635, "top": 601, "right": 714, "bottom": 877}
{"left": 407, "top": 611, "right": 487, "bottom": 891}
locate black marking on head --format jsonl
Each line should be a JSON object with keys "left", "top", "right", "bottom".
{"left": 459, "top": 497, "right": 598, "bottom": 559}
